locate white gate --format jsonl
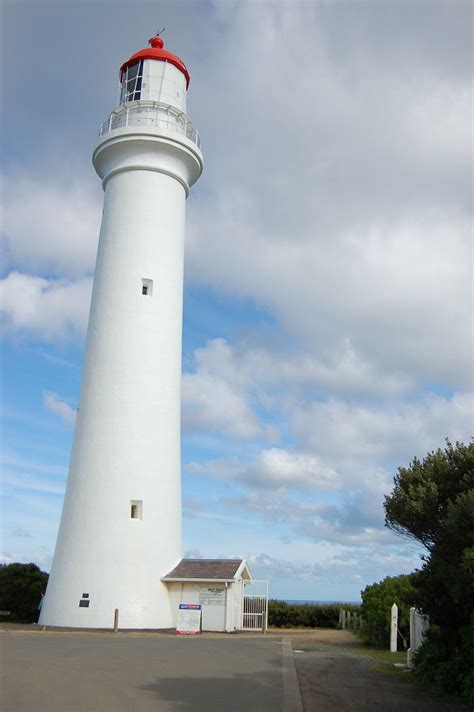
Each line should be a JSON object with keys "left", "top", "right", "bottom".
{"left": 242, "top": 580, "right": 269, "bottom": 631}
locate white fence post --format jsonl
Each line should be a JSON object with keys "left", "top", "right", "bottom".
{"left": 390, "top": 603, "right": 398, "bottom": 652}
{"left": 407, "top": 607, "right": 429, "bottom": 667}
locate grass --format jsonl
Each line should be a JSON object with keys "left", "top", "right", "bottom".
{"left": 354, "top": 643, "right": 408, "bottom": 666}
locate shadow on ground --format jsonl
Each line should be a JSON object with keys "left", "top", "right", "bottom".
{"left": 141, "top": 668, "right": 282, "bottom": 711}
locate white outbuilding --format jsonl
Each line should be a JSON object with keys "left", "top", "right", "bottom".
{"left": 163, "top": 559, "right": 266, "bottom": 632}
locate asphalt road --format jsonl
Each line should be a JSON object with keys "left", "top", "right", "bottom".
{"left": 1, "top": 632, "right": 284, "bottom": 712}
{"left": 2, "top": 629, "right": 468, "bottom": 712}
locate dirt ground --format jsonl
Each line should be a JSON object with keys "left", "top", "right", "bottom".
{"left": 275, "top": 629, "right": 469, "bottom": 712}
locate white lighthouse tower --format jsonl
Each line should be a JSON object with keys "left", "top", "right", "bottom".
{"left": 40, "top": 35, "right": 203, "bottom": 629}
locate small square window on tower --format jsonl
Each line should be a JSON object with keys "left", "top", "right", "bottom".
{"left": 141, "top": 278, "right": 153, "bottom": 296}
{"left": 130, "top": 500, "right": 143, "bottom": 520}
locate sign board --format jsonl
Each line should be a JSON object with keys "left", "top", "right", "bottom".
{"left": 176, "top": 604, "right": 202, "bottom": 635}
{"left": 199, "top": 586, "right": 225, "bottom": 606}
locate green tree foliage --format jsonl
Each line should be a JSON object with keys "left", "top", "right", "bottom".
{"left": 384, "top": 440, "right": 474, "bottom": 704}
{"left": 360, "top": 574, "right": 416, "bottom": 647}
{"left": 268, "top": 600, "right": 359, "bottom": 628}
{"left": 0, "top": 563, "right": 49, "bottom": 623}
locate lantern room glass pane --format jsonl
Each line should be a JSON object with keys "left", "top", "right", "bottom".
{"left": 121, "top": 60, "right": 144, "bottom": 103}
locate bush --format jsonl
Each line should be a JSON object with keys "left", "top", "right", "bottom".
{"left": 384, "top": 440, "right": 474, "bottom": 703}
{"left": 268, "top": 600, "right": 359, "bottom": 628}
{"left": 0, "top": 563, "right": 49, "bottom": 623}
{"left": 414, "top": 617, "right": 474, "bottom": 706}
{"left": 360, "top": 574, "right": 416, "bottom": 648}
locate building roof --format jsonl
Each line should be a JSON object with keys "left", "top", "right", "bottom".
{"left": 120, "top": 36, "right": 190, "bottom": 88}
{"left": 162, "top": 559, "right": 251, "bottom": 582}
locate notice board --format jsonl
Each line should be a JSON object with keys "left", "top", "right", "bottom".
{"left": 176, "top": 604, "right": 202, "bottom": 635}
{"left": 199, "top": 586, "right": 225, "bottom": 606}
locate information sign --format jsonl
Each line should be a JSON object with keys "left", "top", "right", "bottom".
{"left": 176, "top": 604, "right": 202, "bottom": 635}
{"left": 199, "top": 586, "right": 225, "bottom": 606}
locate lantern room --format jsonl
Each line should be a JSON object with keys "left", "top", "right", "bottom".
{"left": 119, "top": 36, "right": 189, "bottom": 113}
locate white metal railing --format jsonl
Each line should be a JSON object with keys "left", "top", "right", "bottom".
{"left": 98, "top": 101, "right": 201, "bottom": 149}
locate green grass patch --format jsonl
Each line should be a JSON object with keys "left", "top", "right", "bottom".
{"left": 354, "top": 644, "right": 407, "bottom": 666}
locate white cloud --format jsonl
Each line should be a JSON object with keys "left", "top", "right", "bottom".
{"left": 186, "top": 337, "right": 414, "bottom": 404}
{"left": 182, "top": 356, "right": 263, "bottom": 440}
{"left": 292, "top": 392, "right": 473, "bottom": 469}
{"left": 242, "top": 449, "right": 340, "bottom": 490}
{"left": 1, "top": 169, "right": 101, "bottom": 278}
{"left": 186, "top": 2, "right": 472, "bottom": 392}
{"left": 43, "top": 391, "right": 76, "bottom": 426}
{"left": 247, "top": 548, "right": 422, "bottom": 594}
{"left": 0, "top": 271, "right": 92, "bottom": 342}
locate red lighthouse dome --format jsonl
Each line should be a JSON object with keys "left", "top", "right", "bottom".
{"left": 120, "top": 36, "right": 190, "bottom": 89}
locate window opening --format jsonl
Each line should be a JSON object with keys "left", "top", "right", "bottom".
{"left": 79, "top": 599, "right": 90, "bottom": 608}
{"left": 131, "top": 500, "right": 143, "bottom": 519}
{"left": 141, "top": 278, "right": 153, "bottom": 296}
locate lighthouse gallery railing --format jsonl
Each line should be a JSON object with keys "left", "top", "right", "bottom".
{"left": 99, "top": 101, "right": 201, "bottom": 149}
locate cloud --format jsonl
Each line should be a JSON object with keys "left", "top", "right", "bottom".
{"left": 182, "top": 351, "right": 264, "bottom": 439}
{"left": 43, "top": 391, "right": 76, "bottom": 426}
{"left": 1, "top": 169, "right": 101, "bottom": 278}
{"left": 0, "top": 271, "right": 92, "bottom": 342}
{"left": 185, "top": 336, "right": 414, "bottom": 405}
{"left": 187, "top": 449, "right": 339, "bottom": 492}
{"left": 186, "top": 3, "right": 472, "bottom": 391}
{"left": 247, "top": 548, "right": 422, "bottom": 594}
{"left": 292, "top": 392, "right": 473, "bottom": 469}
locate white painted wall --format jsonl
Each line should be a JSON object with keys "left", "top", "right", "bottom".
{"left": 40, "top": 70, "right": 202, "bottom": 629}
{"left": 140, "top": 60, "right": 187, "bottom": 111}
{"left": 166, "top": 582, "right": 245, "bottom": 632}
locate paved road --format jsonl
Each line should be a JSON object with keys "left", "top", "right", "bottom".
{"left": 1, "top": 632, "right": 284, "bottom": 712}
{"left": 2, "top": 629, "right": 469, "bottom": 712}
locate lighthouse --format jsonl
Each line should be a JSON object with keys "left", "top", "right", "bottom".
{"left": 40, "top": 36, "right": 203, "bottom": 629}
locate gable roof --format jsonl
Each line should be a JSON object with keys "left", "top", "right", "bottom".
{"left": 162, "top": 558, "right": 251, "bottom": 582}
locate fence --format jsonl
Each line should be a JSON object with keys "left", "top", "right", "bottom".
{"left": 339, "top": 609, "right": 363, "bottom": 630}
{"left": 98, "top": 101, "right": 201, "bottom": 148}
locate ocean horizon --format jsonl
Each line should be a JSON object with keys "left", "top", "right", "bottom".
{"left": 279, "top": 599, "right": 361, "bottom": 606}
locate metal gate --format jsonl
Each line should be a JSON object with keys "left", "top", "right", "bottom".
{"left": 242, "top": 580, "right": 269, "bottom": 631}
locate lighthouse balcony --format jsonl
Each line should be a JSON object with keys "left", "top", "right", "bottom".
{"left": 99, "top": 100, "right": 201, "bottom": 149}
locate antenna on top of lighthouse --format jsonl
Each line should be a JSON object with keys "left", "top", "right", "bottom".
{"left": 156, "top": 28, "right": 165, "bottom": 36}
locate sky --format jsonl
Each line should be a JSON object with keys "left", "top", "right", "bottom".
{"left": 1, "top": 0, "right": 472, "bottom": 602}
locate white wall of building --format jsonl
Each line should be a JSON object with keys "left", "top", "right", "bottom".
{"left": 166, "top": 582, "right": 245, "bottom": 632}
{"left": 141, "top": 60, "right": 187, "bottom": 111}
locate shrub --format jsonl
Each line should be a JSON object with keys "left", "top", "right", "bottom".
{"left": 360, "top": 574, "right": 416, "bottom": 648}
{"left": 0, "top": 563, "right": 49, "bottom": 623}
{"left": 268, "top": 600, "right": 359, "bottom": 628}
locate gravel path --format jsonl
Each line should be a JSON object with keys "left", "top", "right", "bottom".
{"left": 276, "top": 629, "right": 469, "bottom": 712}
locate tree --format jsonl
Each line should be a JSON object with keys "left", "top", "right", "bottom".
{"left": 384, "top": 440, "right": 474, "bottom": 703}
{"left": 0, "top": 563, "right": 49, "bottom": 623}
{"left": 360, "top": 574, "right": 416, "bottom": 647}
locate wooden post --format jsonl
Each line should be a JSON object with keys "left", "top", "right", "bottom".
{"left": 113, "top": 608, "right": 119, "bottom": 633}
{"left": 390, "top": 603, "right": 398, "bottom": 652}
